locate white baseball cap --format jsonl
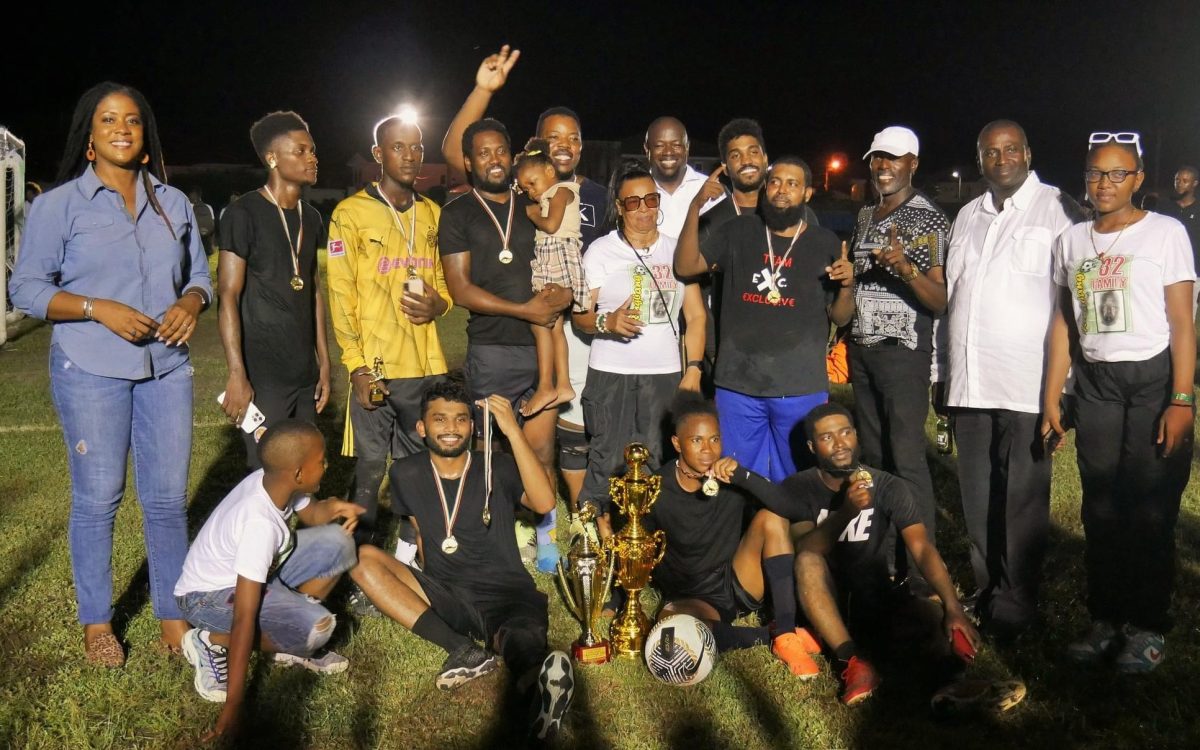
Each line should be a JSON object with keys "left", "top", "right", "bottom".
{"left": 863, "top": 126, "right": 920, "bottom": 159}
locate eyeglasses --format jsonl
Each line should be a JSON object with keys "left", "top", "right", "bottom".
{"left": 1088, "top": 131, "right": 1143, "bottom": 156}
{"left": 618, "top": 192, "right": 661, "bottom": 211}
{"left": 1084, "top": 168, "right": 1141, "bottom": 184}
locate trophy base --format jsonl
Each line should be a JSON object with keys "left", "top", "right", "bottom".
{"left": 610, "top": 593, "right": 650, "bottom": 658}
{"left": 572, "top": 639, "right": 612, "bottom": 665}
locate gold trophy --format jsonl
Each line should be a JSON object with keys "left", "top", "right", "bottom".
{"left": 369, "top": 357, "right": 386, "bottom": 406}
{"left": 555, "top": 503, "right": 615, "bottom": 665}
{"left": 605, "top": 443, "right": 667, "bottom": 657}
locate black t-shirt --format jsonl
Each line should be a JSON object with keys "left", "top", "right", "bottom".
{"left": 578, "top": 177, "right": 609, "bottom": 249}
{"left": 736, "top": 466, "right": 920, "bottom": 582}
{"left": 1160, "top": 201, "right": 1200, "bottom": 273}
{"left": 849, "top": 191, "right": 949, "bottom": 351}
{"left": 390, "top": 451, "right": 536, "bottom": 597}
{"left": 701, "top": 215, "right": 840, "bottom": 397}
{"left": 219, "top": 191, "right": 325, "bottom": 389}
{"left": 438, "top": 191, "right": 538, "bottom": 346}
{"left": 644, "top": 460, "right": 752, "bottom": 598}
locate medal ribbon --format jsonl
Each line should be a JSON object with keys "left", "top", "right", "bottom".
{"left": 482, "top": 399, "right": 493, "bottom": 525}
{"left": 470, "top": 189, "right": 515, "bottom": 256}
{"left": 764, "top": 222, "right": 804, "bottom": 296}
{"left": 262, "top": 185, "right": 304, "bottom": 282}
{"left": 375, "top": 183, "right": 418, "bottom": 268}
{"left": 430, "top": 452, "right": 472, "bottom": 546}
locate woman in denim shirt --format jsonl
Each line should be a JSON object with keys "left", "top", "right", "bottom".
{"left": 9, "top": 81, "right": 212, "bottom": 667}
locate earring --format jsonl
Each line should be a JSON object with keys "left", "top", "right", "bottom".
{"left": 268, "top": 160, "right": 277, "bottom": 169}
{"left": 86, "top": 139, "right": 95, "bottom": 162}
{"left": 656, "top": 208, "right": 664, "bottom": 227}
{"left": 141, "top": 153, "right": 150, "bottom": 165}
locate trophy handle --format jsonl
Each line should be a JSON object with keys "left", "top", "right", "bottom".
{"left": 608, "top": 477, "right": 627, "bottom": 515}
{"left": 651, "top": 529, "right": 667, "bottom": 567}
{"left": 555, "top": 560, "right": 582, "bottom": 620}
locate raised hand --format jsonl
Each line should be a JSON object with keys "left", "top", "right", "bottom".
{"left": 872, "top": 224, "right": 914, "bottom": 277}
{"left": 826, "top": 240, "right": 855, "bottom": 287}
{"left": 694, "top": 164, "right": 726, "bottom": 205}
{"left": 475, "top": 45, "right": 520, "bottom": 93}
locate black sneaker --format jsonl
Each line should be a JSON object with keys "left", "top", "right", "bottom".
{"left": 347, "top": 585, "right": 381, "bottom": 619}
{"left": 436, "top": 643, "right": 499, "bottom": 690}
{"left": 530, "top": 651, "right": 574, "bottom": 741}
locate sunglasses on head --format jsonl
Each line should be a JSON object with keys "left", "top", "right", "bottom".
{"left": 618, "top": 192, "right": 661, "bottom": 212}
{"left": 1088, "top": 131, "right": 1143, "bottom": 156}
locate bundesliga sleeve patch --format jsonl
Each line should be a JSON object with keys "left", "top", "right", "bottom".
{"left": 328, "top": 239, "right": 345, "bottom": 257}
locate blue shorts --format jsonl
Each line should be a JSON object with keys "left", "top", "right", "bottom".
{"left": 175, "top": 524, "right": 357, "bottom": 655}
{"left": 714, "top": 388, "right": 827, "bottom": 482}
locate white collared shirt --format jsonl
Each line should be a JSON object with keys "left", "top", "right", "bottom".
{"left": 937, "top": 172, "right": 1078, "bottom": 413}
{"left": 656, "top": 164, "right": 721, "bottom": 238}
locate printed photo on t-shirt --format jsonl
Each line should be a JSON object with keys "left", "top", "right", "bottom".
{"left": 1075, "top": 254, "right": 1131, "bottom": 334}
{"left": 1093, "top": 289, "right": 1128, "bottom": 332}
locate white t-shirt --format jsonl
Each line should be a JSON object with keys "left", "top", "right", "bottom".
{"left": 656, "top": 165, "right": 720, "bottom": 239}
{"left": 1053, "top": 212, "right": 1194, "bottom": 363}
{"left": 174, "top": 470, "right": 312, "bottom": 595}
{"left": 583, "top": 230, "right": 684, "bottom": 374}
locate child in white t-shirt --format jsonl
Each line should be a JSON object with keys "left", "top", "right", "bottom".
{"left": 514, "top": 138, "right": 587, "bottom": 417}
{"left": 174, "top": 420, "right": 364, "bottom": 743}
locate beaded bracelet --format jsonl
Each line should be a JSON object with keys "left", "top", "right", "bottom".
{"left": 596, "top": 313, "right": 609, "bottom": 334}
{"left": 1171, "top": 392, "right": 1194, "bottom": 404}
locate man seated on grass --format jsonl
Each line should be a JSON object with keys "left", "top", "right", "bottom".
{"left": 349, "top": 381, "right": 574, "bottom": 743}
{"left": 646, "top": 393, "right": 819, "bottom": 678}
{"left": 173, "top": 420, "right": 365, "bottom": 742}
{"left": 711, "top": 403, "right": 980, "bottom": 706}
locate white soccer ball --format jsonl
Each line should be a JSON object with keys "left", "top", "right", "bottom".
{"left": 643, "top": 614, "right": 718, "bottom": 686}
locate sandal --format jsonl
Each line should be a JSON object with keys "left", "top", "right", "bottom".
{"left": 85, "top": 632, "right": 126, "bottom": 668}
{"left": 931, "top": 678, "right": 1026, "bottom": 717}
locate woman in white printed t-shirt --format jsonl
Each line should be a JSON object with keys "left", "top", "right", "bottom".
{"left": 1042, "top": 132, "right": 1195, "bottom": 674}
{"left": 572, "top": 161, "right": 707, "bottom": 532}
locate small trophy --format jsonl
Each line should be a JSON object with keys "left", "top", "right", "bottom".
{"left": 604, "top": 443, "right": 667, "bottom": 657}
{"left": 369, "top": 357, "right": 386, "bottom": 406}
{"left": 555, "top": 503, "right": 615, "bottom": 665}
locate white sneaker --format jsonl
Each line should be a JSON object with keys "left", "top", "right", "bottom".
{"left": 273, "top": 649, "right": 349, "bottom": 674}
{"left": 530, "top": 651, "right": 574, "bottom": 741}
{"left": 181, "top": 628, "right": 228, "bottom": 703}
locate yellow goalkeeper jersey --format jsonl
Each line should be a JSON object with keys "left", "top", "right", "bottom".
{"left": 326, "top": 185, "right": 452, "bottom": 378}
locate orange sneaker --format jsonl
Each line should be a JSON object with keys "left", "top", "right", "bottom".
{"left": 839, "top": 656, "right": 880, "bottom": 706}
{"left": 793, "top": 627, "right": 822, "bottom": 654}
{"left": 772, "top": 632, "right": 820, "bottom": 680}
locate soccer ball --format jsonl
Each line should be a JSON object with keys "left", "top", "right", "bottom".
{"left": 643, "top": 614, "right": 717, "bottom": 686}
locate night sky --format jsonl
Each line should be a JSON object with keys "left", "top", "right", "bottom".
{"left": 6, "top": 1, "right": 1199, "bottom": 195}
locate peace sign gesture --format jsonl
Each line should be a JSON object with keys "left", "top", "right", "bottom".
{"left": 693, "top": 164, "right": 727, "bottom": 206}
{"left": 475, "top": 45, "right": 521, "bottom": 93}
{"left": 826, "top": 240, "right": 855, "bottom": 288}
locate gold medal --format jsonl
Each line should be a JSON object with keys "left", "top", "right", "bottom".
{"left": 702, "top": 476, "right": 720, "bottom": 497}
{"left": 441, "top": 536, "right": 459, "bottom": 555}
{"left": 851, "top": 468, "right": 874, "bottom": 488}
{"left": 481, "top": 507, "right": 491, "bottom": 527}
{"left": 290, "top": 275, "right": 304, "bottom": 291}
{"left": 767, "top": 288, "right": 782, "bottom": 305}
{"left": 498, "top": 248, "right": 514, "bottom": 264}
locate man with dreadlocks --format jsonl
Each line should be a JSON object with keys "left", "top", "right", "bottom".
{"left": 218, "top": 112, "right": 332, "bottom": 468}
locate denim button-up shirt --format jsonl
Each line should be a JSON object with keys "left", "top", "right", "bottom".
{"left": 9, "top": 166, "right": 212, "bottom": 380}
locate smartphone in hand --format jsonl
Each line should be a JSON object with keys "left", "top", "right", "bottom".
{"left": 216, "top": 392, "right": 267, "bottom": 434}
{"left": 952, "top": 628, "right": 977, "bottom": 663}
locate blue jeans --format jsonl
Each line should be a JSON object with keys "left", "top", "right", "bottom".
{"left": 714, "top": 388, "right": 828, "bottom": 482}
{"left": 175, "top": 525, "right": 357, "bottom": 655}
{"left": 49, "top": 344, "right": 193, "bottom": 624}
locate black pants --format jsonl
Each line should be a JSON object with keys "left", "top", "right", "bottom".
{"left": 242, "top": 381, "right": 317, "bottom": 469}
{"left": 848, "top": 342, "right": 937, "bottom": 577}
{"left": 1074, "top": 349, "right": 1190, "bottom": 633}
{"left": 953, "top": 408, "right": 1050, "bottom": 629}
{"left": 581, "top": 368, "right": 678, "bottom": 510}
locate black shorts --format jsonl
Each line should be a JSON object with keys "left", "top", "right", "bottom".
{"left": 463, "top": 344, "right": 537, "bottom": 436}
{"left": 408, "top": 565, "right": 548, "bottom": 642}
{"left": 660, "top": 564, "right": 763, "bottom": 624}
{"left": 557, "top": 422, "right": 589, "bottom": 472}
{"left": 242, "top": 381, "right": 317, "bottom": 469}
{"left": 349, "top": 374, "right": 445, "bottom": 461}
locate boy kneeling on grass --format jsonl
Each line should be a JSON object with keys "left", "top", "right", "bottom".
{"left": 173, "top": 419, "right": 364, "bottom": 742}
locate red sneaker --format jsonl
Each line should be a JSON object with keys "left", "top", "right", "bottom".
{"left": 794, "top": 627, "right": 822, "bottom": 654}
{"left": 771, "top": 632, "right": 820, "bottom": 680}
{"left": 839, "top": 656, "right": 880, "bottom": 706}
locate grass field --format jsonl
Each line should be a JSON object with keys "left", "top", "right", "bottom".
{"left": 3, "top": 257, "right": 1200, "bottom": 749}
